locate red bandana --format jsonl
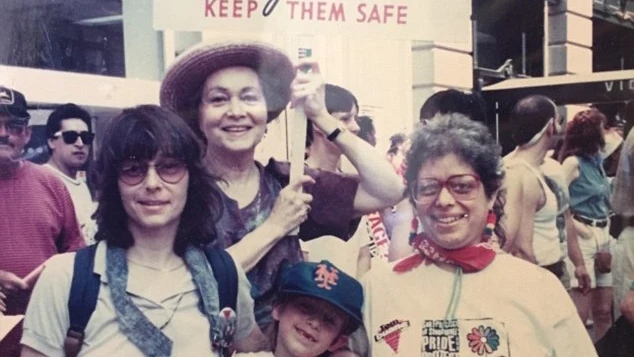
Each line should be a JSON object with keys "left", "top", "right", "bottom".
{"left": 393, "top": 233, "right": 496, "bottom": 273}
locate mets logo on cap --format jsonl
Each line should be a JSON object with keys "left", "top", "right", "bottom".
{"left": 278, "top": 260, "right": 364, "bottom": 326}
{"left": 314, "top": 262, "right": 339, "bottom": 290}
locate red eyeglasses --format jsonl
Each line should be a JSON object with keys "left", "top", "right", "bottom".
{"left": 411, "top": 174, "right": 481, "bottom": 204}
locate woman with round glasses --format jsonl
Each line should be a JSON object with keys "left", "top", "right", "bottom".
{"left": 20, "top": 105, "right": 264, "bottom": 356}
{"left": 354, "top": 114, "right": 595, "bottom": 356}
{"left": 160, "top": 41, "right": 403, "bottom": 335}
{"left": 559, "top": 109, "right": 613, "bottom": 342}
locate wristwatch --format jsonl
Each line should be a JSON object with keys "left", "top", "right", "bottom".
{"left": 327, "top": 125, "right": 347, "bottom": 141}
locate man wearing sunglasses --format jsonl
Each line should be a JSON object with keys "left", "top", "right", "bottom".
{"left": 502, "top": 95, "right": 589, "bottom": 293}
{"left": 0, "top": 87, "right": 84, "bottom": 357}
{"left": 44, "top": 103, "right": 97, "bottom": 243}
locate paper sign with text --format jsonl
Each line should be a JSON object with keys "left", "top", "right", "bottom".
{"left": 153, "top": 0, "right": 470, "bottom": 42}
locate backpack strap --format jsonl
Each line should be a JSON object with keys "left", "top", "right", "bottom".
{"left": 65, "top": 244, "right": 100, "bottom": 357}
{"left": 204, "top": 247, "right": 238, "bottom": 311}
{"left": 204, "top": 247, "right": 239, "bottom": 357}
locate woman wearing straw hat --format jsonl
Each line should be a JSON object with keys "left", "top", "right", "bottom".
{"left": 160, "top": 41, "right": 403, "bottom": 335}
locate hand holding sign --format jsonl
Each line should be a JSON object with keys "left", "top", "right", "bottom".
{"left": 267, "top": 175, "right": 315, "bottom": 237}
{"left": 290, "top": 60, "right": 328, "bottom": 120}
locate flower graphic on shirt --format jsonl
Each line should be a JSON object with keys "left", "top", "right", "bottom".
{"left": 467, "top": 325, "right": 500, "bottom": 355}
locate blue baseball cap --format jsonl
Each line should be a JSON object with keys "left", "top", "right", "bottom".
{"left": 278, "top": 260, "right": 363, "bottom": 327}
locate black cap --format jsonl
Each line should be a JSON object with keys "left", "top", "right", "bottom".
{"left": 279, "top": 260, "right": 363, "bottom": 326}
{"left": 0, "top": 86, "right": 30, "bottom": 122}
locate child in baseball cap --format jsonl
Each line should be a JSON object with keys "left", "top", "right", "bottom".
{"left": 235, "top": 260, "right": 363, "bottom": 357}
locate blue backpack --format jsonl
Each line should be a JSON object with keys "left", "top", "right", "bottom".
{"left": 64, "top": 244, "right": 238, "bottom": 357}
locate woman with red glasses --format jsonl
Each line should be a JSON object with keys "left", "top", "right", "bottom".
{"left": 20, "top": 105, "right": 265, "bottom": 356}
{"left": 353, "top": 114, "right": 595, "bottom": 356}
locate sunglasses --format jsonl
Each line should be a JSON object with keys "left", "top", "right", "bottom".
{"left": 1, "top": 120, "right": 27, "bottom": 136}
{"left": 118, "top": 159, "right": 188, "bottom": 186}
{"left": 53, "top": 130, "right": 95, "bottom": 145}
{"left": 411, "top": 174, "right": 481, "bottom": 205}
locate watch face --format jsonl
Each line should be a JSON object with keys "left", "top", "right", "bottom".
{"left": 327, "top": 127, "right": 345, "bottom": 141}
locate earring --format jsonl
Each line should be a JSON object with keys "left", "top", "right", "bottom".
{"left": 483, "top": 210, "right": 497, "bottom": 241}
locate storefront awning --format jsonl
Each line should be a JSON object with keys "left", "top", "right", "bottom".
{"left": 0, "top": 65, "right": 159, "bottom": 124}
{"left": 482, "top": 69, "right": 634, "bottom": 109}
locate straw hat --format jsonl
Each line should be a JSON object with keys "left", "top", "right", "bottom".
{"left": 160, "top": 41, "right": 295, "bottom": 123}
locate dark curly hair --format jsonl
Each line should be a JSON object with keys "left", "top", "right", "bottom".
{"left": 558, "top": 109, "right": 606, "bottom": 162}
{"left": 404, "top": 113, "right": 506, "bottom": 244}
{"left": 92, "top": 105, "right": 223, "bottom": 255}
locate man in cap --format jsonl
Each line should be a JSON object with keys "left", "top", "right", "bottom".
{"left": 44, "top": 103, "right": 97, "bottom": 243}
{"left": 0, "top": 86, "right": 84, "bottom": 356}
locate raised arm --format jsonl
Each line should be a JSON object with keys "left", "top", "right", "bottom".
{"left": 291, "top": 60, "right": 405, "bottom": 217}
{"left": 319, "top": 121, "right": 404, "bottom": 216}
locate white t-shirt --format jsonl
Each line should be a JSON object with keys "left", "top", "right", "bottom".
{"left": 22, "top": 242, "right": 256, "bottom": 357}
{"left": 44, "top": 164, "right": 97, "bottom": 244}
{"left": 353, "top": 253, "right": 596, "bottom": 357}
{"left": 302, "top": 213, "right": 390, "bottom": 277}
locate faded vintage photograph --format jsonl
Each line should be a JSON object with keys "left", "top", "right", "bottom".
{"left": 1, "top": 0, "right": 633, "bottom": 356}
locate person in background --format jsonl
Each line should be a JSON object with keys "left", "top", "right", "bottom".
{"left": 302, "top": 84, "right": 375, "bottom": 279}
{"left": 0, "top": 86, "right": 84, "bottom": 357}
{"left": 385, "top": 133, "right": 407, "bottom": 176}
{"left": 501, "top": 95, "right": 589, "bottom": 292}
{"left": 352, "top": 114, "right": 595, "bottom": 356}
{"left": 304, "top": 84, "right": 361, "bottom": 172}
{"left": 21, "top": 105, "right": 263, "bottom": 356}
{"left": 591, "top": 103, "right": 623, "bottom": 178}
{"left": 355, "top": 115, "right": 376, "bottom": 147}
{"left": 160, "top": 40, "right": 403, "bottom": 338}
{"left": 611, "top": 121, "right": 634, "bottom": 323}
{"left": 44, "top": 103, "right": 97, "bottom": 243}
{"left": 419, "top": 89, "right": 487, "bottom": 124}
{"left": 354, "top": 114, "right": 391, "bottom": 274}
{"left": 559, "top": 109, "right": 613, "bottom": 342}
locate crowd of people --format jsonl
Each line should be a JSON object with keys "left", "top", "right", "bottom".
{"left": 1, "top": 38, "right": 633, "bottom": 357}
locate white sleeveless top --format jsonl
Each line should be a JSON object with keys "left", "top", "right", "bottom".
{"left": 506, "top": 158, "right": 562, "bottom": 265}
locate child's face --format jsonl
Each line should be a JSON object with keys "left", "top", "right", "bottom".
{"left": 273, "top": 296, "right": 349, "bottom": 357}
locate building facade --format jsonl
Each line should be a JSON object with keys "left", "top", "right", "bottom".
{"left": 1, "top": 0, "right": 633, "bottom": 159}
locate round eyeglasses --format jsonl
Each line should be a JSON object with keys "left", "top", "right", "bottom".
{"left": 411, "top": 174, "right": 481, "bottom": 205}
{"left": 118, "top": 160, "right": 188, "bottom": 186}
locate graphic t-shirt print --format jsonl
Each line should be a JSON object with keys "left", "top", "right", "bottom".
{"left": 421, "top": 319, "right": 510, "bottom": 357}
